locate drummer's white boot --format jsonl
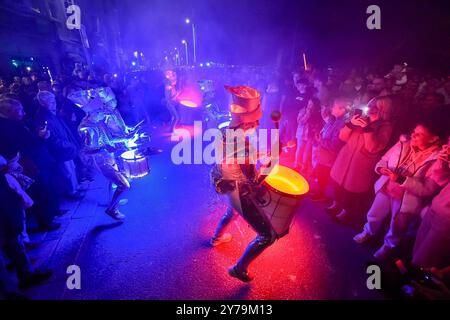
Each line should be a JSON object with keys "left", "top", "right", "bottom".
{"left": 210, "top": 233, "right": 232, "bottom": 247}
{"left": 105, "top": 208, "right": 125, "bottom": 221}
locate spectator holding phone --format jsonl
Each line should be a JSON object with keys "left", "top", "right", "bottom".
{"left": 327, "top": 96, "right": 393, "bottom": 222}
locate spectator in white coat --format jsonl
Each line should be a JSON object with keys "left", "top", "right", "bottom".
{"left": 353, "top": 119, "right": 447, "bottom": 260}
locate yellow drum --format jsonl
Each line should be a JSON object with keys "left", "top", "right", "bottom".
{"left": 258, "top": 165, "right": 309, "bottom": 238}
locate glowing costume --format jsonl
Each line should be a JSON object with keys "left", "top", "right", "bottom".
{"left": 69, "top": 88, "right": 130, "bottom": 220}
{"left": 164, "top": 70, "right": 180, "bottom": 132}
{"left": 211, "top": 86, "right": 276, "bottom": 282}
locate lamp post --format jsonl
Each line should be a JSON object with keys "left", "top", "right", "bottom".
{"left": 174, "top": 47, "right": 181, "bottom": 66}
{"left": 181, "top": 39, "right": 189, "bottom": 65}
{"left": 185, "top": 18, "right": 196, "bottom": 65}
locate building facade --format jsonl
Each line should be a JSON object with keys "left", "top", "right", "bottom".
{"left": 0, "top": 0, "right": 123, "bottom": 79}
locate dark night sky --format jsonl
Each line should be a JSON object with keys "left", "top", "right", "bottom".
{"left": 118, "top": 0, "right": 450, "bottom": 69}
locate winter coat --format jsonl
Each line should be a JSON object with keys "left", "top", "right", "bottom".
{"left": 330, "top": 120, "right": 393, "bottom": 193}
{"left": 314, "top": 116, "right": 346, "bottom": 167}
{"left": 34, "top": 107, "right": 79, "bottom": 161}
{"left": 374, "top": 139, "right": 440, "bottom": 214}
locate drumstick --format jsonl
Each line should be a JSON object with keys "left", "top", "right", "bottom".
{"left": 132, "top": 120, "right": 145, "bottom": 130}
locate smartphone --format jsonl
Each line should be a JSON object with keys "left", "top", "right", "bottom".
{"left": 353, "top": 109, "right": 363, "bottom": 117}
{"left": 40, "top": 121, "right": 48, "bottom": 130}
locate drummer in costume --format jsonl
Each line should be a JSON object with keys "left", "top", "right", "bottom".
{"left": 71, "top": 89, "right": 131, "bottom": 221}
{"left": 210, "top": 86, "right": 277, "bottom": 282}
{"left": 98, "top": 87, "right": 136, "bottom": 141}
{"left": 164, "top": 70, "right": 180, "bottom": 133}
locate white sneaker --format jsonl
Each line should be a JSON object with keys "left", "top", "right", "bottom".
{"left": 353, "top": 231, "right": 371, "bottom": 244}
{"left": 210, "top": 233, "right": 232, "bottom": 247}
{"left": 105, "top": 209, "right": 125, "bottom": 221}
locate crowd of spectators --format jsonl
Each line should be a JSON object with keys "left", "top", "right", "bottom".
{"left": 0, "top": 61, "right": 449, "bottom": 299}
{"left": 268, "top": 63, "right": 450, "bottom": 299}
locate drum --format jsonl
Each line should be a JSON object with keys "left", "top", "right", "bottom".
{"left": 257, "top": 165, "right": 309, "bottom": 238}
{"left": 120, "top": 150, "right": 150, "bottom": 179}
{"left": 217, "top": 118, "right": 231, "bottom": 129}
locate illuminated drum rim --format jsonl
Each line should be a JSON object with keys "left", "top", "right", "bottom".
{"left": 218, "top": 120, "right": 231, "bottom": 129}
{"left": 263, "top": 165, "right": 309, "bottom": 197}
{"left": 121, "top": 150, "right": 145, "bottom": 160}
{"left": 179, "top": 100, "right": 199, "bottom": 108}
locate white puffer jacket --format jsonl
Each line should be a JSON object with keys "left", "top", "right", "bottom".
{"left": 373, "top": 139, "right": 440, "bottom": 214}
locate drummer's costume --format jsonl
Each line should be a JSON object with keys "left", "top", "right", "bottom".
{"left": 98, "top": 87, "right": 133, "bottom": 141}
{"left": 164, "top": 70, "right": 180, "bottom": 132}
{"left": 211, "top": 86, "right": 277, "bottom": 282}
{"left": 69, "top": 88, "right": 130, "bottom": 221}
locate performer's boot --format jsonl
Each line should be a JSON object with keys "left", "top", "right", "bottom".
{"left": 229, "top": 233, "right": 275, "bottom": 282}
{"left": 211, "top": 233, "right": 232, "bottom": 247}
{"left": 228, "top": 265, "right": 254, "bottom": 282}
{"left": 105, "top": 187, "right": 127, "bottom": 221}
{"left": 211, "top": 208, "right": 236, "bottom": 247}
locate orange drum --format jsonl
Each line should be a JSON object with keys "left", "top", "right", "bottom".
{"left": 258, "top": 165, "right": 309, "bottom": 238}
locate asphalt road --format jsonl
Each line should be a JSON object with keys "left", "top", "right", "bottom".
{"left": 25, "top": 128, "right": 385, "bottom": 300}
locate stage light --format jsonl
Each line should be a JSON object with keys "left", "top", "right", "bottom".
{"left": 181, "top": 39, "right": 186, "bottom": 44}
{"left": 26, "top": 66, "right": 32, "bottom": 72}
{"left": 131, "top": 61, "right": 137, "bottom": 66}
{"left": 199, "top": 63, "right": 203, "bottom": 67}
{"left": 30, "top": 57, "right": 34, "bottom": 61}
{"left": 134, "top": 51, "right": 138, "bottom": 58}
{"left": 206, "top": 62, "right": 211, "bottom": 67}
{"left": 185, "top": 18, "right": 190, "bottom": 24}
{"left": 113, "top": 73, "right": 118, "bottom": 78}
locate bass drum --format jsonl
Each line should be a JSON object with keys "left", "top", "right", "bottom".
{"left": 255, "top": 165, "right": 309, "bottom": 238}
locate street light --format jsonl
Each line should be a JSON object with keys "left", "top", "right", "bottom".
{"left": 181, "top": 39, "right": 189, "bottom": 65}
{"left": 185, "top": 18, "right": 196, "bottom": 64}
{"left": 174, "top": 47, "right": 180, "bottom": 66}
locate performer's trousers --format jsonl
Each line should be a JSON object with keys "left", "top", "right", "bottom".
{"left": 213, "top": 184, "right": 276, "bottom": 271}
{"left": 166, "top": 102, "right": 179, "bottom": 130}
{"left": 97, "top": 160, "right": 130, "bottom": 211}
